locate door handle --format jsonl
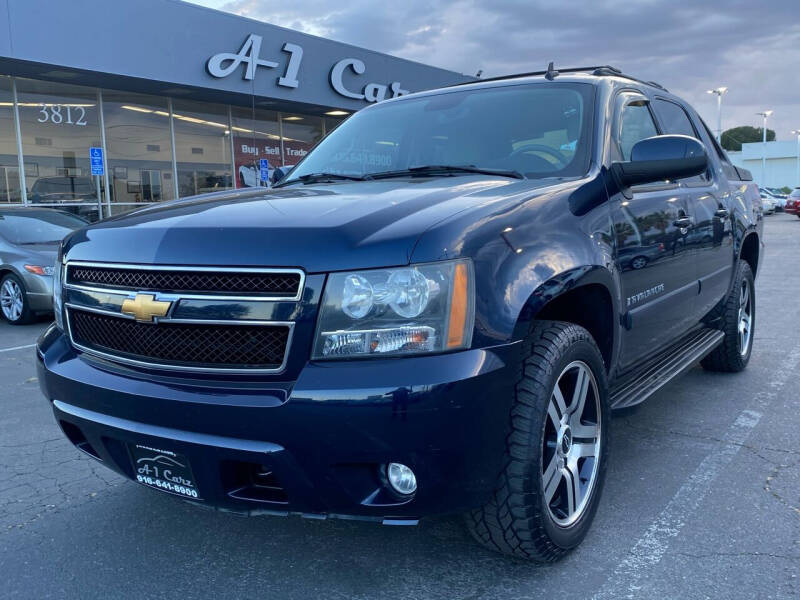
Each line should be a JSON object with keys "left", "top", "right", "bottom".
{"left": 715, "top": 208, "right": 729, "bottom": 219}
{"left": 673, "top": 216, "right": 694, "bottom": 229}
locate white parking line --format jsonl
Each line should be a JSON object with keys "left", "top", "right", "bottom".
{"left": 0, "top": 343, "right": 36, "bottom": 353}
{"left": 593, "top": 345, "right": 800, "bottom": 600}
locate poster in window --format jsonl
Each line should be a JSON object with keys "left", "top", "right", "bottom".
{"left": 233, "top": 136, "right": 281, "bottom": 188}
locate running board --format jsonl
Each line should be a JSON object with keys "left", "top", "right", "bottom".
{"left": 610, "top": 328, "right": 725, "bottom": 410}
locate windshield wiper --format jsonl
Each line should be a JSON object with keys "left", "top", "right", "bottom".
{"left": 369, "top": 165, "right": 524, "bottom": 180}
{"left": 275, "top": 172, "right": 371, "bottom": 187}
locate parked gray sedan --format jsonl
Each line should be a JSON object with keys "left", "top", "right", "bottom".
{"left": 0, "top": 207, "right": 87, "bottom": 324}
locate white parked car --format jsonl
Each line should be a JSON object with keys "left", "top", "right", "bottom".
{"left": 238, "top": 164, "right": 273, "bottom": 188}
{"left": 760, "top": 191, "right": 777, "bottom": 214}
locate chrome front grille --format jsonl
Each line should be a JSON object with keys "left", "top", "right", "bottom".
{"left": 63, "top": 262, "right": 302, "bottom": 373}
{"left": 65, "top": 262, "right": 304, "bottom": 301}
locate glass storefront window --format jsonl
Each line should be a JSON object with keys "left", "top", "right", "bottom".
{"left": 325, "top": 116, "right": 346, "bottom": 136}
{"left": 172, "top": 100, "right": 232, "bottom": 198}
{"left": 1, "top": 73, "right": 350, "bottom": 212}
{"left": 280, "top": 113, "right": 324, "bottom": 168}
{"left": 102, "top": 91, "right": 176, "bottom": 214}
{"left": 231, "top": 106, "right": 280, "bottom": 188}
{"left": 0, "top": 77, "right": 21, "bottom": 203}
{"left": 15, "top": 78, "right": 105, "bottom": 221}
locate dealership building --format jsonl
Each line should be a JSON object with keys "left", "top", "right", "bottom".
{"left": 0, "top": 0, "right": 470, "bottom": 219}
{"left": 728, "top": 141, "right": 800, "bottom": 190}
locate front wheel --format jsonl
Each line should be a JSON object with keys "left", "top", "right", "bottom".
{"left": 702, "top": 260, "right": 755, "bottom": 372}
{"left": 465, "top": 321, "right": 609, "bottom": 561}
{"left": 0, "top": 274, "right": 34, "bottom": 325}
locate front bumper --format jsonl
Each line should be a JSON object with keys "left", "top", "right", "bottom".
{"left": 37, "top": 325, "right": 518, "bottom": 522}
{"left": 23, "top": 273, "right": 53, "bottom": 312}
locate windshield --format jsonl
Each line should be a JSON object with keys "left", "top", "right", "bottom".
{"left": 32, "top": 177, "right": 95, "bottom": 196}
{"left": 0, "top": 211, "right": 86, "bottom": 244}
{"left": 282, "top": 82, "right": 593, "bottom": 184}
{"left": 791, "top": 188, "right": 800, "bottom": 198}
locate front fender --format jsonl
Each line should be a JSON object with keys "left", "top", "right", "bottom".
{"left": 511, "top": 265, "right": 619, "bottom": 340}
{"left": 410, "top": 174, "right": 615, "bottom": 349}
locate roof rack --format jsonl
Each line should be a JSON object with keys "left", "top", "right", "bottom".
{"left": 459, "top": 64, "right": 667, "bottom": 91}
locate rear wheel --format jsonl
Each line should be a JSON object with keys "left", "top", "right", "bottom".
{"left": 0, "top": 274, "right": 34, "bottom": 325}
{"left": 631, "top": 256, "right": 648, "bottom": 270}
{"left": 702, "top": 260, "right": 755, "bottom": 372}
{"left": 465, "top": 321, "right": 609, "bottom": 561}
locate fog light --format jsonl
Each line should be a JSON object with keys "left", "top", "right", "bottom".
{"left": 386, "top": 462, "right": 417, "bottom": 495}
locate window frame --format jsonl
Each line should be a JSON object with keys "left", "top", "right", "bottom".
{"left": 610, "top": 89, "right": 679, "bottom": 193}
{"left": 612, "top": 91, "right": 659, "bottom": 161}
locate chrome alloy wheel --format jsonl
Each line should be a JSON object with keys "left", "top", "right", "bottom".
{"left": 0, "top": 278, "right": 24, "bottom": 322}
{"left": 542, "top": 361, "right": 601, "bottom": 527}
{"left": 738, "top": 277, "right": 753, "bottom": 356}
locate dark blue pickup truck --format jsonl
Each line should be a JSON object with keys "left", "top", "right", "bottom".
{"left": 37, "top": 66, "right": 762, "bottom": 561}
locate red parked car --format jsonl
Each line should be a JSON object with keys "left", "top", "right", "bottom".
{"left": 786, "top": 188, "right": 800, "bottom": 216}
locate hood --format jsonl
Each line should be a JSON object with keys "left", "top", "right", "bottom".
{"left": 63, "top": 177, "right": 556, "bottom": 272}
{"left": 18, "top": 242, "right": 59, "bottom": 266}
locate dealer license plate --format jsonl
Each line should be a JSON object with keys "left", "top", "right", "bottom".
{"left": 129, "top": 444, "right": 201, "bottom": 500}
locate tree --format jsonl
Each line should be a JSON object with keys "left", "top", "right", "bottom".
{"left": 721, "top": 126, "right": 776, "bottom": 152}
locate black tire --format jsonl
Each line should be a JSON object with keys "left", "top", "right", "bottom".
{"left": 701, "top": 260, "right": 755, "bottom": 372}
{"left": 465, "top": 321, "right": 610, "bottom": 561}
{"left": 0, "top": 273, "right": 35, "bottom": 325}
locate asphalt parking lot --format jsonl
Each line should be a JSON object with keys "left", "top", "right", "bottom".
{"left": 1, "top": 214, "right": 798, "bottom": 600}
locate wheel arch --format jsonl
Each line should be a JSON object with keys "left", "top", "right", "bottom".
{"left": 0, "top": 266, "right": 23, "bottom": 285}
{"left": 739, "top": 231, "right": 760, "bottom": 277}
{"left": 513, "top": 266, "right": 619, "bottom": 373}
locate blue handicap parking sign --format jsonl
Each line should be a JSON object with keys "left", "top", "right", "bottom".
{"left": 259, "top": 159, "right": 270, "bottom": 182}
{"left": 90, "top": 147, "right": 104, "bottom": 176}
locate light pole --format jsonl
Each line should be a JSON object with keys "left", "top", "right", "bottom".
{"left": 707, "top": 87, "right": 728, "bottom": 142}
{"left": 756, "top": 110, "right": 773, "bottom": 186}
{"left": 792, "top": 130, "right": 800, "bottom": 188}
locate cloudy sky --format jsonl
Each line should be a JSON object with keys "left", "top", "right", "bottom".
{"left": 189, "top": 0, "right": 799, "bottom": 141}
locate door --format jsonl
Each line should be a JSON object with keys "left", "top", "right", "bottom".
{"left": 651, "top": 98, "right": 734, "bottom": 317}
{"left": 611, "top": 93, "right": 697, "bottom": 369}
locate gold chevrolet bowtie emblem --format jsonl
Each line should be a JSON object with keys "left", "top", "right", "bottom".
{"left": 121, "top": 294, "right": 172, "bottom": 323}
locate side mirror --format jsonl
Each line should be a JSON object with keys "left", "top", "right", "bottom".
{"left": 612, "top": 135, "right": 708, "bottom": 188}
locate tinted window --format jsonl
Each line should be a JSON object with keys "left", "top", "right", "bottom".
{"left": 695, "top": 117, "right": 741, "bottom": 180}
{"left": 618, "top": 102, "right": 658, "bottom": 160}
{"left": 653, "top": 99, "right": 710, "bottom": 184}
{"left": 0, "top": 210, "right": 85, "bottom": 244}
{"left": 282, "top": 83, "right": 594, "bottom": 182}
{"left": 653, "top": 99, "right": 696, "bottom": 138}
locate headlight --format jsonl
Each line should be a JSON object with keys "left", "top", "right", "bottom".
{"left": 313, "top": 259, "right": 474, "bottom": 359}
{"left": 24, "top": 264, "right": 55, "bottom": 276}
{"left": 52, "top": 250, "right": 64, "bottom": 330}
